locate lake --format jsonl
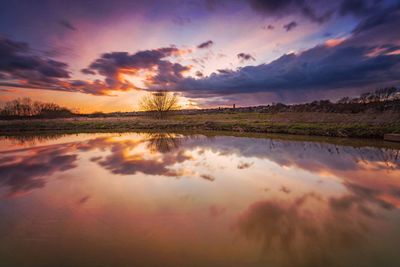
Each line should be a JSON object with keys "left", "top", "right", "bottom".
{"left": 0, "top": 132, "right": 399, "bottom": 267}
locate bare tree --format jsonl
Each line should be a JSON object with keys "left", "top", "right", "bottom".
{"left": 139, "top": 90, "right": 180, "bottom": 119}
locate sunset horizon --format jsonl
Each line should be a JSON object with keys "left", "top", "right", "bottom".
{"left": 1, "top": 2, "right": 400, "bottom": 266}
{"left": 1, "top": 0, "right": 399, "bottom": 112}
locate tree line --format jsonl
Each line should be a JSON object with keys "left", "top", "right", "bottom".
{"left": 337, "top": 87, "right": 399, "bottom": 104}
{"left": 0, "top": 98, "right": 74, "bottom": 118}
{"left": 1, "top": 87, "right": 399, "bottom": 119}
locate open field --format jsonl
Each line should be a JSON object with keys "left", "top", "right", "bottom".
{"left": 1, "top": 111, "right": 400, "bottom": 139}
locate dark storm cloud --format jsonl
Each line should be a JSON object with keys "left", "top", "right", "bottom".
{"left": 237, "top": 53, "right": 255, "bottom": 62}
{"left": 81, "top": 68, "right": 96, "bottom": 75}
{"left": 283, "top": 21, "right": 298, "bottom": 31}
{"left": 83, "top": 47, "right": 190, "bottom": 89}
{"left": 0, "top": 36, "right": 117, "bottom": 95}
{"left": 0, "top": 36, "right": 79, "bottom": 92}
{"left": 163, "top": 4, "right": 400, "bottom": 100}
{"left": 339, "top": 0, "right": 383, "bottom": 16}
{"left": 197, "top": 40, "right": 214, "bottom": 49}
{"left": 171, "top": 45, "right": 400, "bottom": 97}
{"left": 59, "top": 19, "right": 77, "bottom": 31}
{"left": 247, "top": 0, "right": 333, "bottom": 24}
{"left": 0, "top": 37, "right": 70, "bottom": 79}
{"left": 0, "top": 36, "right": 191, "bottom": 95}
{"left": 352, "top": 2, "right": 400, "bottom": 34}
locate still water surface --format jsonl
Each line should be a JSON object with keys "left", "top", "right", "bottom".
{"left": 0, "top": 132, "right": 400, "bottom": 267}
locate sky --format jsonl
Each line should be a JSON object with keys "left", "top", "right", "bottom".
{"left": 0, "top": 0, "right": 399, "bottom": 112}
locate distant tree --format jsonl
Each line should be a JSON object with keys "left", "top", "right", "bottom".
{"left": 0, "top": 98, "right": 73, "bottom": 117}
{"left": 337, "top": 96, "right": 350, "bottom": 104}
{"left": 359, "top": 92, "right": 371, "bottom": 104}
{"left": 373, "top": 87, "right": 398, "bottom": 101}
{"left": 139, "top": 90, "right": 180, "bottom": 119}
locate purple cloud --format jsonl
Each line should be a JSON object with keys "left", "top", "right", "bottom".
{"left": 237, "top": 53, "right": 255, "bottom": 62}
{"left": 197, "top": 40, "right": 214, "bottom": 49}
{"left": 283, "top": 21, "right": 298, "bottom": 31}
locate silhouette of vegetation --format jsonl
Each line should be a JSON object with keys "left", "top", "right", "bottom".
{"left": 0, "top": 133, "right": 67, "bottom": 145}
{"left": 139, "top": 90, "right": 180, "bottom": 119}
{"left": 1, "top": 87, "right": 399, "bottom": 139}
{"left": 338, "top": 87, "right": 399, "bottom": 104}
{"left": 144, "top": 133, "right": 182, "bottom": 153}
{"left": 210, "top": 87, "right": 400, "bottom": 114}
{"left": 0, "top": 98, "right": 74, "bottom": 118}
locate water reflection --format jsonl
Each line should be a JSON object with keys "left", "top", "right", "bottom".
{"left": 0, "top": 133, "right": 399, "bottom": 266}
{"left": 145, "top": 132, "right": 182, "bottom": 153}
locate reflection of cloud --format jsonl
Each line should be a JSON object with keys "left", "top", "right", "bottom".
{"left": 0, "top": 144, "right": 77, "bottom": 196}
{"left": 186, "top": 136, "right": 400, "bottom": 208}
{"left": 209, "top": 205, "right": 226, "bottom": 218}
{"left": 0, "top": 134, "right": 197, "bottom": 197}
{"left": 90, "top": 138, "right": 192, "bottom": 177}
{"left": 237, "top": 192, "right": 373, "bottom": 267}
{"left": 237, "top": 161, "right": 253, "bottom": 169}
{"left": 3, "top": 133, "right": 400, "bottom": 207}
{"left": 77, "top": 195, "right": 91, "bottom": 205}
{"left": 200, "top": 174, "right": 215, "bottom": 181}
{"left": 280, "top": 186, "right": 291, "bottom": 194}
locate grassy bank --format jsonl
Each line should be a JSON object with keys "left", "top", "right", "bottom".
{"left": 1, "top": 112, "right": 400, "bottom": 139}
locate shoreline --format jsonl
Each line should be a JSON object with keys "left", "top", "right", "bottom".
{"left": 1, "top": 112, "right": 400, "bottom": 140}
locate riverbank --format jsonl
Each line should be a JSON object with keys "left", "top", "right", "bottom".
{"left": 1, "top": 112, "right": 399, "bottom": 139}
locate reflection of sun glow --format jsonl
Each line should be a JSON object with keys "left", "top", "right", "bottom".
{"left": 178, "top": 95, "right": 200, "bottom": 109}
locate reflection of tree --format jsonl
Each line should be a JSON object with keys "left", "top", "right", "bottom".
{"left": 0, "top": 134, "right": 66, "bottom": 146}
{"left": 237, "top": 193, "right": 379, "bottom": 267}
{"left": 144, "top": 133, "right": 182, "bottom": 153}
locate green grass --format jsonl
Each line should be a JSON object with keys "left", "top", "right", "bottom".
{"left": 1, "top": 112, "right": 400, "bottom": 139}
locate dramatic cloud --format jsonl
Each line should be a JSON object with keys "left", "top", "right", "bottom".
{"left": 82, "top": 47, "right": 191, "bottom": 91}
{"left": 339, "top": 0, "right": 382, "bottom": 16}
{"left": 0, "top": 0, "right": 398, "bottom": 105}
{"left": 0, "top": 37, "right": 192, "bottom": 96}
{"left": 283, "top": 21, "right": 298, "bottom": 31}
{"left": 0, "top": 36, "right": 115, "bottom": 95}
{"left": 237, "top": 53, "right": 255, "bottom": 62}
{"left": 247, "top": 0, "right": 333, "bottom": 24}
{"left": 161, "top": 5, "right": 400, "bottom": 101}
{"left": 197, "top": 40, "right": 214, "bottom": 49}
{"left": 0, "top": 37, "right": 70, "bottom": 84}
